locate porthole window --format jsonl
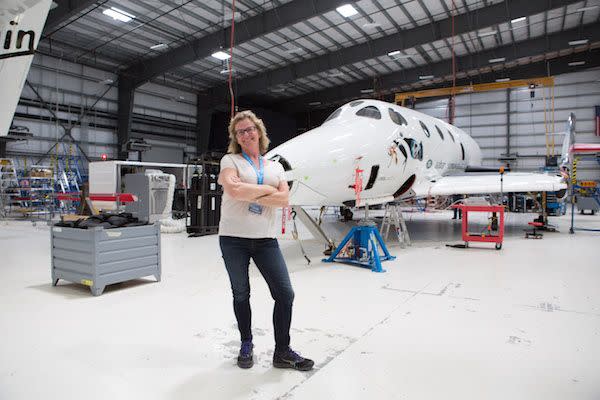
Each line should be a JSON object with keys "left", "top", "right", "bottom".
{"left": 388, "top": 108, "right": 408, "bottom": 126}
{"left": 435, "top": 126, "right": 444, "bottom": 140}
{"left": 460, "top": 143, "right": 465, "bottom": 160}
{"left": 419, "top": 121, "right": 431, "bottom": 137}
{"left": 356, "top": 106, "right": 381, "bottom": 120}
{"left": 324, "top": 107, "right": 342, "bottom": 123}
{"left": 426, "top": 159, "right": 433, "bottom": 168}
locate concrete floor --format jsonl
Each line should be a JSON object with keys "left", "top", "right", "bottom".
{"left": 0, "top": 209, "right": 599, "bottom": 400}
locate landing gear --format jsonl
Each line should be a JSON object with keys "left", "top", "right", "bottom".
{"left": 340, "top": 206, "right": 354, "bottom": 222}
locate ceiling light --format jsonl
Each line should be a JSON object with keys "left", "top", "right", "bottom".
{"left": 271, "top": 87, "right": 286, "bottom": 93}
{"left": 511, "top": 16, "right": 526, "bottom": 24}
{"left": 286, "top": 47, "right": 303, "bottom": 54}
{"left": 489, "top": 57, "right": 506, "bottom": 63}
{"left": 496, "top": 78, "right": 510, "bottom": 82}
{"left": 478, "top": 30, "right": 497, "bottom": 37}
{"left": 360, "top": 89, "right": 374, "bottom": 94}
{"left": 389, "top": 52, "right": 415, "bottom": 59}
{"left": 178, "top": 96, "right": 185, "bottom": 100}
{"left": 102, "top": 7, "right": 135, "bottom": 23}
{"left": 419, "top": 75, "right": 434, "bottom": 80}
{"left": 150, "top": 43, "right": 168, "bottom": 51}
{"left": 337, "top": 4, "right": 358, "bottom": 18}
{"left": 363, "top": 22, "right": 381, "bottom": 29}
{"left": 308, "top": 101, "right": 321, "bottom": 106}
{"left": 328, "top": 71, "right": 344, "bottom": 77}
{"left": 99, "top": 78, "right": 114, "bottom": 85}
{"left": 575, "top": 6, "right": 598, "bottom": 12}
{"left": 211, "top": 51, "right": 230, "bottom": 60}
{"left": 220, "top": 68, "right": 234, "bottom": 75}
{"left": 568, "top": 39, "right": 589, "bottom": 46}
{"left": 568, "top": 61, "right": 586, "bottom": 66}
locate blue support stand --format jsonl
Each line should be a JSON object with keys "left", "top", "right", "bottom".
{"left": 322, "top": 224, "right": 395, "bottom": 273}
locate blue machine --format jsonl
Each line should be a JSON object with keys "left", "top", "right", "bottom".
{"left": 322, "top": 223, "right": 395, "bottom": 273}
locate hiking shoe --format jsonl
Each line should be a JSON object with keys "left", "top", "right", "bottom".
{"left": 273, "top": 347, "right": 314, "bottom": 371}
{"left": 237, "top": 340, "right": 254, "bottom": 369}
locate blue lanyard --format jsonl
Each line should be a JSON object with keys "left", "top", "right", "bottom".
{"left": 241, "top": 152, "right": 264, "bottom": 185}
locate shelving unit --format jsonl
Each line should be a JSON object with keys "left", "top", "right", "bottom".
{"left": 16, "top": 166, "right": 55, "bottom": 219}
{"left": 0, "top": 159, "right": 21, "bottom": 218}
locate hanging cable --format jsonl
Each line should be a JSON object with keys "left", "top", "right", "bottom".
{"left": 449, "top": 0, "right": 457, "bottom": 125}
{"left": 551, "top": 85, "right": 556, "bottom": 156}
{"left": 228, "top": 0, "right": 237, "bottom": 119}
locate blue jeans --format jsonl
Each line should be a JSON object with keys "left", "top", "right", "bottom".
{"left": 219, "top": 236, "right": 295, "bottom": 351}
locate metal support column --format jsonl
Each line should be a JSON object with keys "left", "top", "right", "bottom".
{"left": 117, "top": 75, "right": 135, "bottom": 160}
{"left": 506, "top": 88, "right": 511, "bottom": 158}
{"left": 196, "top": 95, "right": 214, "bottom": 157}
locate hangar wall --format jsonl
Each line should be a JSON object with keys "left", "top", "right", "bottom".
{"left": 415, "top": 68, "right": 600, "bottom": 180}
{"left": 7, "top": 53, "right": 600, "bottom": 183}
{"left": 6, "top": 54, "right": 197, "bottom": 168}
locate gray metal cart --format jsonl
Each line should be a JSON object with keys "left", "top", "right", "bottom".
{"left": 51, "top": 223, "right": 161, "bottom": 296}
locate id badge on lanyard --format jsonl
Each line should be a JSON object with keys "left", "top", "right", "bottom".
{"left": 242, "top": 152, "right": 264, "bottom": 215}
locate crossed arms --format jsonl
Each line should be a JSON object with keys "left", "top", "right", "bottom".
{"left": 218, "top": 168, "right": 289, "bottom": 207}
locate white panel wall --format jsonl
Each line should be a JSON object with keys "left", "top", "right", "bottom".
{"left": 415, "top": 68, "right": 600, "bottom": 180}
{"left": 6, "top": 54, "right": 197, "bottom": 171}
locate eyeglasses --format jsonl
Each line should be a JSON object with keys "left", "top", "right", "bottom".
{"left": 235, "top": 126, "right": 257, "bottom": 136}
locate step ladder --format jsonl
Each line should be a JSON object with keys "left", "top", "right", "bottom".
{"left": 380, "top": 203, "right": 411, "bottom": 247}
{"left": 56, "top": 155, "right": 82, "bottom": 193}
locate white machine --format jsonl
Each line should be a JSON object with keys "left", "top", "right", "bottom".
{"left": 88, "top": 160, "right": 190, "bottom": 214}
{"left": 123, "top": 170, "right": 175, "bottom": 223}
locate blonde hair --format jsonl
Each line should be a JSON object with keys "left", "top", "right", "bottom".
{"left": 227, "top": 110, "right": 271, "bottom": 155}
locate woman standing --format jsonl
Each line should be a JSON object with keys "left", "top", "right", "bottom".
{"left": 217, "top": 110, "right": 314, "bottom": 371}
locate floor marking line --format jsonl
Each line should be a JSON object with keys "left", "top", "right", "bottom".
{"left": 275, "top": 282, "right": 432, "bottom": 399}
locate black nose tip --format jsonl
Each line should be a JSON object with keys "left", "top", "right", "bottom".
{"left": 269, "top": 154, "right": 294, "bottom": 191}
{"left": 268, "top": 154, "right": 292, "bottom": 171}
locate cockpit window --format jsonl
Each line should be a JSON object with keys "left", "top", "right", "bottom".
{"left": 435, "top": 126, "right": 444, "bottom": 140}
{"left": 388, "top": 108, "right": 408, "bottom": 126}
{"left": 447, "top": 129, "right": 455, "bottom": 142}
{"left": 419, "top": 121, "right": 431, "bottom": 137}
{"left": 349, "top": 100, "right": 364, "bottom": 107}
{"left": 324, "top": 107, "right": 342, "bottom": 123}
{"left": 356, "top": 106, "right": 381, "bottom": 120}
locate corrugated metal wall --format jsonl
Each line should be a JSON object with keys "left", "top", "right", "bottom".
{"left": 7, "top": 54, "right": 197, "bottom": 170}
{"left": 8, "top": 54, "right": 600, "bottom": 182}
{"left": 415, "top": 69, "right": 600, "bottom": 180}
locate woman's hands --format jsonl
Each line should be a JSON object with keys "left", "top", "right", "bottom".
{"left": 255, "top": 180, "right": 289, "bottom": 207}
{"left": 219, "top": 168, "right": 277, "bottom": 201}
